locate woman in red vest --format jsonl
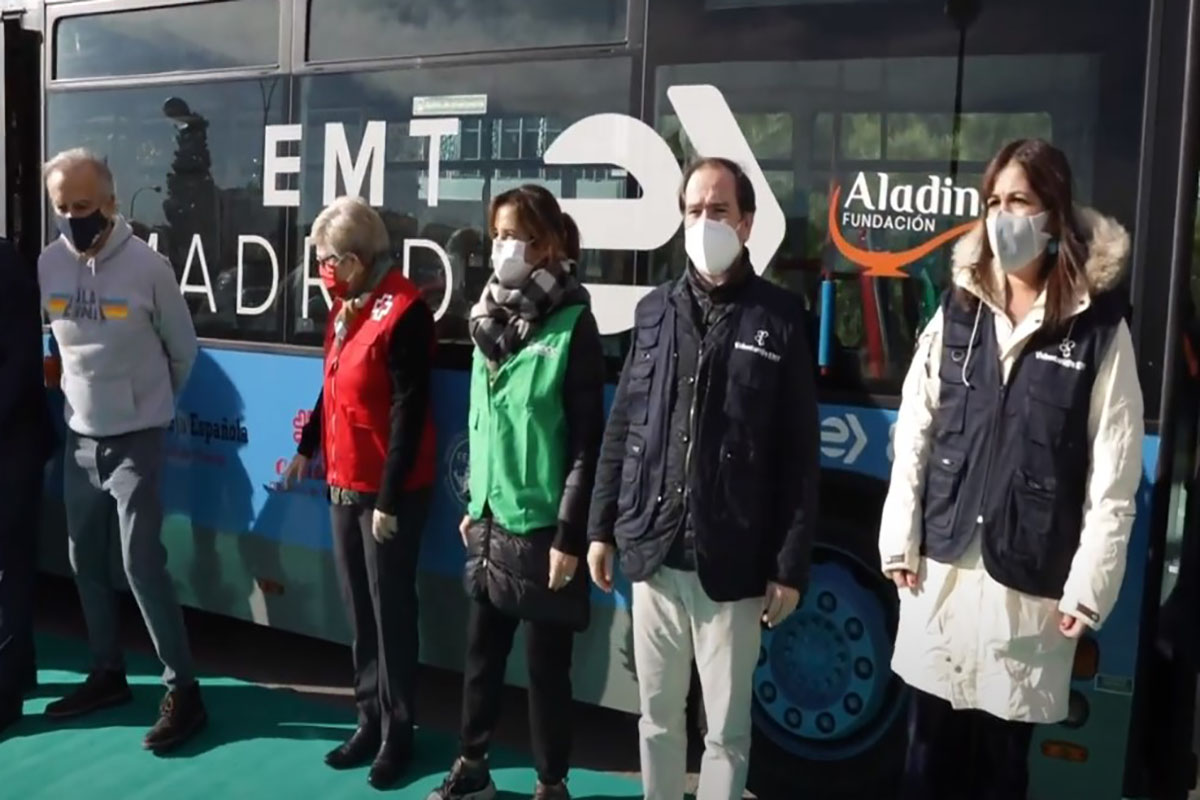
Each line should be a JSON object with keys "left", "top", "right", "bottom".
{"left": 282, "top": 195, "right": 436, "bottom": 790}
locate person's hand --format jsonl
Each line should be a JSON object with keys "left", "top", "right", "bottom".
{"left": 549, "top": 547, "right": 578, "bottom": 591}
{"left": 1060, "top": 613, "right": 1088, "bottom": 639}
{"left": 280, "top": 454, "right": 308, "bottom": 490}
{"left": 372, "top": 510, "right": 397, "bottom": 543}
{"left": 588, "top": 542, "right": 615, "bottom": 592}
{"left": 459, "top": 515, "right": 471, "bottom": 547}
{"left": 762, "top": 581, "right": 801, "bottom": 628}
{"left": 888, "top": 569, "right": 920, "bottom": 591}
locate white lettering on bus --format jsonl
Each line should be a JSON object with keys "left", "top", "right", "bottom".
{"left": 324, "top": 121, "right": 386, "bottom": 206}
{"left": 236, "top": 235, "right": 281, "bottom": 316}
{"left": 403, "top": 238, "right": 453, "bottom": 320}
{"left": 180, "top": 233, "right": 216, "bottom": 313}
{"left": 263, "top": 124, "right": 302, "bottom": 208}
{"left": 238, "top": 84, "right": 787, "bottom": 334}
{"left": 843, "top": 172, "right": 980, "bottom": 218}
{"left": 409, "top": 118, "right": 460, "bottom": 208}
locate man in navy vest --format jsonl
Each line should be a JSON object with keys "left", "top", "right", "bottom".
{"left": 587, "top": 157, "right": 819, "bottom": 800}
{"left": 0, "top": 236, "right": 55, "bottom": 735}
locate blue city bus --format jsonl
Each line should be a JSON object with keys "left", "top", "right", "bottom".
{"left": 2, "top": 0, "right": 1199, "bottom": 798}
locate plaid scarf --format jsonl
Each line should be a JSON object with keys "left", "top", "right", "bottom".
{"left": 469, "top": 262, "right": 583, "bottom": 365}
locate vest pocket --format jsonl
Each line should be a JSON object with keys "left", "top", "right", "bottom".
{"left": 1025, "top": 381, "right": 1071, "bottom": 448}
{"left": 934, "top": 383, "right": 968, "bottom": 434}
{"left": 718, "top": 439, "right": 766, "bottom": 529}
{"left": 617, "top": 433, "right": 646, "bottom": 515}
{"left": 625, "top": 354, "right": 654, "bottom": 425}
{"left": 923, "top": 446, "right": 967, "bottom": 541}
{"left": 1008, "top": 469, "right": 1056, "bottom": 567}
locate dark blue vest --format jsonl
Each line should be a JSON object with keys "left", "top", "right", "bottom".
{"left": 611, "top": 278, "right": 810, "bottom": 601}
{"left": 923, "top": 290, "right": 1123, "bottom": 599}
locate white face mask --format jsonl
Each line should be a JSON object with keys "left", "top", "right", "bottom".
{"left": 491, "top": 238, "right": 534, "bottom": 287}
{"left": 684, "top": 217, "right": 743, "bottom": 278}
{"left": 986, "top": 209, "right": 1052, "bottom": 274}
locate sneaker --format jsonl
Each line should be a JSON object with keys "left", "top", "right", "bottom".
{"left": 143, "top": 683, "right": 207, "bottom": 753}
{"left": 533, "top": 780, "right": 571, "bottom": 800}
{"left": 44, "top": 671, "right": 132, "bottom": 719}
{"left": 426, "top": 756, "right": 497, "bottom": 800}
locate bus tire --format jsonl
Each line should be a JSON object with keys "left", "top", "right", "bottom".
{"left": 746, "top": 478, "right": 908, "bottom": 800}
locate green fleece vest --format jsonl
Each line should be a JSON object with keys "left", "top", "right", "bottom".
{"left": 468, "top": 304, "right": 584, "bottom": 534}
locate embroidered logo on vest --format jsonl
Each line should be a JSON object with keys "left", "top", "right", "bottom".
{"left": 371, "top": 294, "right": 395, "bottom": 321}
{"left": 1034, "top": 330, "right": 1084, "bottom": 371}
{"left": 734, "top": 331, "right": 781, "bottom": 362}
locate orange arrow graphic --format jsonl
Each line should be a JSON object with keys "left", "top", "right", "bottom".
{"left": 829, "top": 184, "right": 976, "bottom": 278}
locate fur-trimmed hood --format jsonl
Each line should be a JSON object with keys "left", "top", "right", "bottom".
{"left": 950, "top": 207, "right": 1131, "bottom": 298}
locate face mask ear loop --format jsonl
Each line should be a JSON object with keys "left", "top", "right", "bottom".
{"left": 961, "top": 300, "right": 983, "bottom": 388}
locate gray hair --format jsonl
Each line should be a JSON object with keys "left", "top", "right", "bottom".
{"left": 43, "top": 148, "right": 116, "bottom": 198}
{"left": 311, "top": 196, "right": 391, "bottom": 264}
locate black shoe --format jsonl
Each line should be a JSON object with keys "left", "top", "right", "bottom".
{"left": 367, "top": 740, "right": 412, "bottom": 790}
{"left": 426, "top": 757, "right": 497, "bottom": 800}
{"left": 325, "top": 725, "right": 381, "bottom": 770}
{"left": 44, "top": 671, "right": 132, "bottom": 719}
{"left": 0, "top": 694, "right": 21, "bottom": 737}
{"left": 533, "top": 780, "right": 571, "bottom": 800}
{"left": 143, "top": 683, "right": 207, "bottom": 753}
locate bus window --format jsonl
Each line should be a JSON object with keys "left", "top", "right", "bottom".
{"left": 649, "top": 43, "right": 1130, "bottom": 394}
{"left": 306, "top": 0, "right": 628, "bottom": 63}
{"left": 54, "top": 0, "right": 279, "bottom": 81}
{"left": 286, "top": 57, "right": 634, "bottom": 350}
{"left": 45, "top": 78, "right": 291, "bottom": 343}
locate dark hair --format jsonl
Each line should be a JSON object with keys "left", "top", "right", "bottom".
{"left": 967, "top": 138, "right": 1087, "bottom": 331}
{"left": 488, "top": 184, "right": 580, "bottom": 265}
{"left": 678, "top": 157, "right": 757, "bottom": 216}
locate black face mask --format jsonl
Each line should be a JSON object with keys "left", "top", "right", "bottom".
{"left": 56, "top": 208, "right": 110, "bottom": 252}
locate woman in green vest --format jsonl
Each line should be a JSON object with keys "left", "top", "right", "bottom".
{"left": 428, "top": 185, "right": 605, "bottom": 800}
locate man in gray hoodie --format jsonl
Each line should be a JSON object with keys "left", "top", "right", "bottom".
{"left": 38, "top": 149, "right": 206, "bottom": 752}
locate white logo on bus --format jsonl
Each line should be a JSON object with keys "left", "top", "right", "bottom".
{"left": 821, "top": 413, "right": 868, "bottom": 465}
{"left": 240, "top": 84, "right": 784, "bottom": 336}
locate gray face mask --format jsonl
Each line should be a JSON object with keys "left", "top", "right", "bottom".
{"left": 986, "top": 209, "right": 1052, "bottom": 274}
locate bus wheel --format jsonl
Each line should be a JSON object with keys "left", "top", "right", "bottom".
{"left": 747, "top": 516, "right": 908, "bottom": 800}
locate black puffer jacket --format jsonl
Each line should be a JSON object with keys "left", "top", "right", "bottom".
{"left": 463, "top": 302, "right": 605, "bottom": 632}
{"left": 464, "top": 517, "right": 590, "bottom": 631}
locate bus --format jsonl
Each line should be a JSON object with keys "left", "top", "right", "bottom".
{"left": 2, "top": 0, "right": 1199, "bottom": 798}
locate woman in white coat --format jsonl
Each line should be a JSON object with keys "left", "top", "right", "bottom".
{"left": 879, "top": 138, "right": 1144, "bottom": 800}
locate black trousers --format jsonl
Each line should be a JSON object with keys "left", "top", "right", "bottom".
{"left": 460, "top": 594, "right": 575, "bottom": 784}
{"left": 0, "top": 459, "right": 42, "bottom": 701}
{"left": 330, "top": 489, "right": 429, "bottom": 746}
{"left": 900, "top": 688, "right": 1036, "bottom": 800}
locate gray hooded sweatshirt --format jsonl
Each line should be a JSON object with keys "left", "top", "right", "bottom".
{"left": 39, "top": 216, "right": 198, "bottom": 438}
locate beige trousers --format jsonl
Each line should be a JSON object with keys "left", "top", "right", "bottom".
{"left": 633, "top": 567, "right": 763, "bottom": 800}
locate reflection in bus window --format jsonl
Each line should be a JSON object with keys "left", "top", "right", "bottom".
{"left": 306, "top": 0, "right": 627, "bottom": 62}
{"left": 287, "top": 58, "right": 634, "bottom": 348}
{"left": 652, "top": 53, "right": 1104, "bottom": 394}
{"left": 54, "top": 0, "right": 279, "bottom": 80}
{"left": 46, "top": 80, "right": 289, "bottom": 343}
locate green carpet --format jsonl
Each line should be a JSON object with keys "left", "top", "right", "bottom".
{"left": 2, "top": 635, "right": 641, "bottom": 799}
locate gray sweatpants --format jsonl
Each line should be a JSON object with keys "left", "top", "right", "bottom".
{"left": 63, "top": 427, "right": 195, "bottom": 689}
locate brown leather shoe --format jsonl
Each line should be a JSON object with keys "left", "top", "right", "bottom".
{"left": 143, "top": 683, "right": 207, "bottom": 753}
